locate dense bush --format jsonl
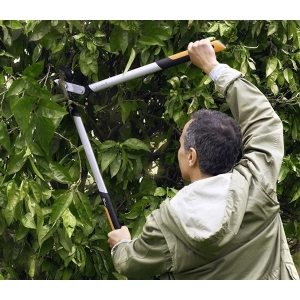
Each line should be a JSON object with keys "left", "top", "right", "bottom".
{"left": 0, "top": 20, "right": 299, "bottom": 279}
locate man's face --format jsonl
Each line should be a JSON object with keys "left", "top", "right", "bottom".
{"left": 178, "top": 119, "right": 193, "bottom": 181}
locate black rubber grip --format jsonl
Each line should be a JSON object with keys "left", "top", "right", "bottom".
{"left": 156, "top": 55, "right": 190, "bottom": 69}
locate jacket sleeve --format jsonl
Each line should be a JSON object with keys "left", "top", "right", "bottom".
{"left": 216, "top": 68, "right": 284, "bottom": 192}
{"left": 111, "top": 209, "right": 173, "bottom": 279}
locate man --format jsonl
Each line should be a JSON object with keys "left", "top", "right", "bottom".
{"left": 107, "top": 39, "right": 299, "bottom": 280}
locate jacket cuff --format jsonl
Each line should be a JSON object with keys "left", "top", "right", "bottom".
{"left": 111, "top": 239, "right": 131, "bottom": 255}
{"left": 215, "top": 67, "right": 244, "bottom": 95}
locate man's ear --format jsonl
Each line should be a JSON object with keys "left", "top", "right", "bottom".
{"left": 188, "top": 147, "right": 198, "bottom": 167}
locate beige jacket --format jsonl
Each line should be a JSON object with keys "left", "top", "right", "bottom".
{"left": 111, "top": 67, "right": 299, "bottom": 280}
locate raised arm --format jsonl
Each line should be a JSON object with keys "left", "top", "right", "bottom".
{"left": 219, "top": 70, "right": 284, "bottom": 188}
{"left": 188, "top": 39, "right": 284, "bottom": 189}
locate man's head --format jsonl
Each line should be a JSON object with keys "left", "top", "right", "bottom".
{"left": 178, "top": 109, "right": 242, "bottom": 181}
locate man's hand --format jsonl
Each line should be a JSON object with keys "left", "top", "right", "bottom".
{"left": 107, "top": 226, "right": 131, "bottom": 248}
{"left": 188, "top": 39, "right": 219, "bottom": 74}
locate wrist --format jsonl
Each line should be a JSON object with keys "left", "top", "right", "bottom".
{"left": 203, "top": 62, "right": 220, "bottom": 75}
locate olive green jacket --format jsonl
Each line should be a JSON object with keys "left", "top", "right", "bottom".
{"left": 111, "top": 67, "right": 299, "bottom": 280}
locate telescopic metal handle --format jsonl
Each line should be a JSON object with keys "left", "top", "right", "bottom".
{"left": 71, "top": 105, "right": 120, "bottom": 230}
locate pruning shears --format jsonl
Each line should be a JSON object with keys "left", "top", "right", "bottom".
{"left": 56, "top": 40, "right": 226, "bottom": 231}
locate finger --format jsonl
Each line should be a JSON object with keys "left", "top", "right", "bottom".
{"left": 188, "top": 41, "right": 195, "bottom": 50}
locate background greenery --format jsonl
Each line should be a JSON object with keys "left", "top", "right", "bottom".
{"left": 0, "top": 20, "right": 299, "bottom": 279}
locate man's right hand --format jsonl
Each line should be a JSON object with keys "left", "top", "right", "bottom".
{"left": 188, "top": 39, "right": 220, "bottom": 75}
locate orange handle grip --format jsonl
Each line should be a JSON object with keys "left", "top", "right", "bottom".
{"left": 104, "top": 206, "right": 115, "bottom": 230}
{"left": 169, "top": 41, "right": 226, "bottom": 61}
{"left": 156, "top": 41, "right": 226, "bottom": 69}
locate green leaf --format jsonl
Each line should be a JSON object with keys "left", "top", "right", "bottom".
{"left": 101, "top": 149, "right": 118, "bottom": 172}
{"left": 28, "top": 156, "right": 45, "bottom": 180}
{"left": 28, "top": 255, "right": 37, "bottom": 278}
{"left": 142, "top": 26, "right": 172, "bottom": 40}
{"left": 0, "top": 120, "right": 10, "bottom": 151}
{"left": 21, "top": 212, "right": 36, "bottom": 229}
{"left": 168, "top": 76, "right": 180, "bottom": 90}
{"left": 73, "top": 192, "right": 93, "bottom": 227}
{"left": 27, "top": 141, "right": 45, "bottom": 156}
{"left": 25, "top": 195, "right": 36, "bottom": 216}
{"left": 3, "top": 66, "right": 13, "bottom": 75}
{"left": 112, "top": 272, "right": 128, "bottom": 280}
{"left": 29, "top": 181, "right": 43, "bottom": 203}
{"left": 23, "top": 61, "right": 45, "bottom": 78}
{"left": 66, "top": 20, "right": 84, "bottom": 33}
{"left": 38, "top": 222, "right": 60, "bottom": 247}
{"left": 57, "top": 227, "right": 73, "bottom": 252}
{"left": 141, "top": 48, "right": 151, "bottom": 65}
{"left": 32, "top": 44, "right": 43, "bottom": 63}
{"left": 110, "top": 154, "right": 122, "bottom": 178}
{"left": 35, "top": 203, "right": 44, "bottom": 231}
{"left": 23, "top": 76, "right": 51, "bottom": 99}
{"left": 266, "top": 57, "right": 278, "bottom": 77}
{"left": 79, "top": 50, "right": 90, "bottom": 76}
{"left": 187, "top": 98, "right": 199, "bottom": 115}
{"left": 52, "top": 42, "right": 65, "bottom": 54}
{"left": 0, "top": 211, "right": 7, "bottom": 235}
{"left": 7, "top": 78, "right": 26, "bottom": 96}
{"left": 291, "top": 187, "right": 300, "bottom": 202}
{"left": 283, "top": 68, "right": 294, "bottom": 84}
{"left": 62, "top": 209, "right": 76, "bottom": 239}
{"left": 4, "top": 181, "right": 20, "bottom": 225}
{"left": 0, "top": 73, "right": 4, "bottom": 84}
{"left": 123, "top": 197, "right": 150, "bottom": 220}
{"left": 79, "top": 50, "right": 99, "bottom": 77}
{"left": 29, "top": 21, "right": 51, "bottom": 41}
{"left": 74, "top": 245, "right": 86, "bottom": 272}
{"left": 6, "top": 149, "right": 27, "bottom": 175}
{"left": 48, "top": 162, "right": 74, "bottom": 184}
{"left": 270, "top": 83, "right": 279, "bottom": 96}
{"left": 277, "top": 71, "right": 285, "bottom": 86}
{"left": 122, "top": 138, "right": 150, "bottom": 152}
{"left": 120, "top": 100, "right": 137, "bottom": 123}
{"left": 288, "top": 20, "right": 300, "bottom": 49}
{"left": 36, "top": 98, "right": 68, "bottom": 128}
{"left": 24, "top": 20, "right": 37, "bottom": 35}
{"left": 110, "top": 25, "right": 128, "bottom": 53}
{"left": 32, "top": 99, "right": 67, "bottom": 152}
{"left": 15, "top": 225, "right": 30, "bottom": 241}
{"left": 5, "top": 20, "right": 24, "bottom": 30}
{"left": 0, "top": 50, "right": 14, "bottom": 58}
{"left": 99, "top": 140, "right": 117, "bottom": 150}
{"left": 10, "top": 96, "right": 36, "bottom": 133}
{"left": 139, "top": 176, "right": 157, "bottom": 194}
{"left": 34, "top": 113, "right": 55, "bottom": 152}
{"left": 139, "top": 36, "right": 165, "bottom": 47}
{"left": 267, "top": 69, "right": 278, "bottom": 92}
{"left": 267, "top": 22, "right": 278, "bottom": 36}
{"left": 207, "top": 23, "right": 219, "bottom": 33}
{"left": 123, "top": 48, "right": 136, "bottom": 75}
{"left": 154, "top": 187, "right": 166, "bottom": 197}
{"left": 51, "top": 191, "right": 74, "bottom": 224}
{"left": 2, "top": 26, "right": 12, "bottom": 47}
{"left": 19, "top": 179, "right": 29, "bottom": 201}
{"left": 131, "top": 215, "right": 146, "bottom": 239}
{"left": 284, "top": 221, "right": 296, "bottom": 238}
{"left": 174, "top": 110, "right": 189, "bottom": 128}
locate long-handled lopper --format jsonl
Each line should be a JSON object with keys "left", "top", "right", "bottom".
{"left": 57, "top": 40, "right": 226, "bottom": 230}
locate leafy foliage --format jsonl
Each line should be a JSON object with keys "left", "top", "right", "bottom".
{"left": 0, "top": 20, "right": 300, "bottom": 279}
